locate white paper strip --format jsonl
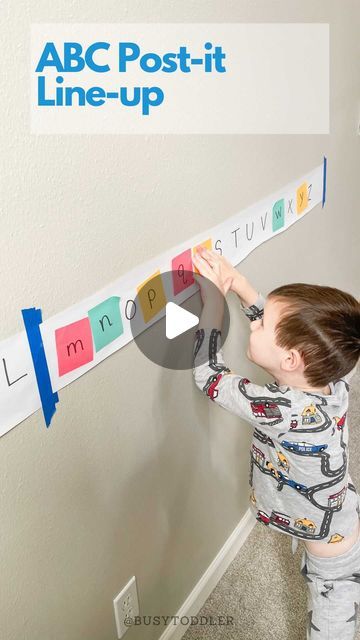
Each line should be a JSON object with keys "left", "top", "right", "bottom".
{"left": 0, "top": 162, "right": 325, "bottom": 437}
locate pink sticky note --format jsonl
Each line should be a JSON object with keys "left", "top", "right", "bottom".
{"left": 55, "top": 317, "right": 94, "bottom": 376}
{"left": 172, "top": 249, "right": 195, "bottom": 295}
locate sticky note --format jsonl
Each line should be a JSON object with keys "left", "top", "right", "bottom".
{"left": 88, "top": 296, "right": 123, "bottom": 352}
{"left": 192, "top": 238, "right": 213, "bottom": 274}
{"left": 297, "top": 182, "right": 308, "bottom": 214}
{"left": 55, "top": 317, "right": 94, "bottom": 376}
{"left": 171, "top": 249, "right": 195, "bottom": 295}
{"left": 137, "top": 270, "right": 167, "bottom": 324}
{"left": 272, "top": 199, "right": 285, "bottom": 232}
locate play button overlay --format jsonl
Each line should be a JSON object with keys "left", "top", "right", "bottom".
{"left": 130, "top": 269, "right": 230, "bottom": 370}
{"left": 165, "top": 302, "right": 199, "bottom": 339}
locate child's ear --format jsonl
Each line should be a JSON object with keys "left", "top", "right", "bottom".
{"left": 281, "top": 349, "right": 303, "bottom": 373}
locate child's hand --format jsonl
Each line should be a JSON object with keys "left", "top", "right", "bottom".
{"left": 193, "top": 248, "right": 240, "bottom": 291}
{"left": 192, "top": 248, "right": 234, "bottom": 302}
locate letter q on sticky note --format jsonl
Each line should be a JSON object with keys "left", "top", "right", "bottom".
{"left": 171, "top": 249, "right": 195, "bottom": 295}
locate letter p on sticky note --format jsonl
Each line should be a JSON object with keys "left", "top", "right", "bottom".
{"left": 137, "top": 270, "right": 167, "bottom": 324}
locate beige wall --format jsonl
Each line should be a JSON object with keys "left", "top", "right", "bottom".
{"left": 1, "top": 1, "right": 359, "bottom": 639}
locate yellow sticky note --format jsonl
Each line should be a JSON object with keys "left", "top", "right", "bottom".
{"left": 137, "top": 270, "right": 167, "bottom": 324}
{"left": 296, "top": 182, "right": 308, "bottom": 214}
{"left": 192, "top": 238, "right": 213, "bottom": 274}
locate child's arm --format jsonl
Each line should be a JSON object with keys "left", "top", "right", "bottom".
{"left": 192, "top": 296, "right": 292, "bottom": 432}
{"left": 231, "top": 271, "right": 265, "bottom": 314}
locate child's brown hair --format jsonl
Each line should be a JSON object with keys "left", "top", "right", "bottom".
{"left": 268, "top": 283, "right": 360, "bottom": 387}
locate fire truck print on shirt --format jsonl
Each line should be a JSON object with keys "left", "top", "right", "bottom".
{"left": 192, "top": 293, "right": 360, "bottom": 545}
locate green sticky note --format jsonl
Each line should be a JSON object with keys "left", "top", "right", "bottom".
{"left": 88, "top": 296, "right": 123, "bottom": 352}
{"left": 272, "top": 199, "right": 285, "bottom": 232}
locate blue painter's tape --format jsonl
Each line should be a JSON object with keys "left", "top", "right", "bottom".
{"left": 21, "top": 307, "right": 59, "bottom": 427}
{"left": 322, "top": 156, "right": 327, "bottom": 208}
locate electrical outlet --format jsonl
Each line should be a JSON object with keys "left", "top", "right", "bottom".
{"left": 113, "top": 576, "right": 139, "bottom": 639}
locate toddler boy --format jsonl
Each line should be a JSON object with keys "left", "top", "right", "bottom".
{"left": 192, "top": 247, "right": 360, "bottom": 639}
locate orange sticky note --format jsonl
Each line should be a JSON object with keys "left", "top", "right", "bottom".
{"left": 192, "top": 238, "right": 213, "bottom": 274}
{"left": 137, "top": 270, "right": 167, "bottom": 324}
{"left": 55, "top": 317, "right": 94, "bottom": 376}
{"left": 296, "top": 182, "right": 308, "bottom": 214}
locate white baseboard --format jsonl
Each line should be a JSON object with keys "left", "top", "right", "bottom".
{"left": 158, "top": 508, "right": 256, "bottom": 640}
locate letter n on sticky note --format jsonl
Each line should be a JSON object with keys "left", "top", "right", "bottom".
{"left": 192, "top": 239, "right": 212, "bottom": 274}
{"left": 172, "top": 249, "right": 195, "bottom": 295}
{"left": 272, "top": 199, "right": 285, "bottom": 232}
{"left": 88, "top": 296, "right": 123, "bottom": 352}
{"left": 296, "top": 182, "right": 308, "bottom": 214}
{"left": 55, "top": 317, "right": 94, "bottom": 376}
{"left": 137, "top": 270, "right": 167, "bottom": 324}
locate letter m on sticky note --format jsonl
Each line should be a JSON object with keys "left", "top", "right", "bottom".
{"left": 55, "top": 318, "right": 94, "bottom": 376}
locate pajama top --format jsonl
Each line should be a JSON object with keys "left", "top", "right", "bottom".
{"left": 192, "top": 293, "right": 360, "bottom": 545}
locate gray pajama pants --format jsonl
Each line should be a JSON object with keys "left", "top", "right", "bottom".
{"left": 300, "top": 532, "right": 360, "bottom": 639}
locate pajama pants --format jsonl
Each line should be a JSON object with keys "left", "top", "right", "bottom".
{"left": 299, "top": 532, "right": 360, "bottom": 639}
